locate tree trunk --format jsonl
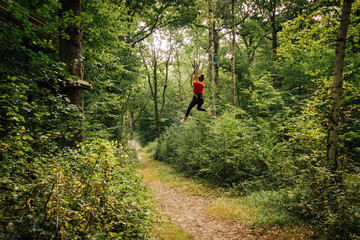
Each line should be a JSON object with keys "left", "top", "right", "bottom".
{"left": 214, "top": 28, "right": 220, "bottom": 89}
{"left": 231, "top": 0, "right": 236, "bottom": 107}
{"left": 152, "top": 52, "right": 161, "bottom": 139}
{"left": 129, "top": 111, "right": 135, "bottom": 140}
{"left": 270, "top": 0, "right": 279, "bottom": 88}
{"left": 141, "top": 46, "right": 161, "bottom": 139}
{"left": 176, "top": 53, "right": 184, "bottom": 109}
{"left": 161, "top": 33, "right": 173, "bottom": 119}
{"left": 59, "top": 0, "right": 85, "bottom": 146}
{"left": 208, "top": 0, "right": 214, "bottom": 87}
{"left": 59, "top": 0, "right": 83, "bottom": 72}
{"left": 326, "top": 0, "right": 353, "bottom": 183}
{"left": 208, "top": 0, "right": 215, "bottom": 114}
{"left": 214, "top": 26, "right": 220, "bottom": 105}
{"left": 270, "top": 0, "right": 277, "bottom": 56}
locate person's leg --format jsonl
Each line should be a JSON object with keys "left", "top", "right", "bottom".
{"left": 196, "top": 96, "right": 206, "bottom": 112}
{"left": 182, "top": 96, "right": 197, "bottom": 122}
{"left": 197, "top": 96, "right": 211, "bottom": 116}
{"left": 186, "top": 96, "right": 197, "bottom": 116}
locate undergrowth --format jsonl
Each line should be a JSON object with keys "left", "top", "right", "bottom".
{"left": 151, "top": 109, "right": 360, "bottom": 240}
{"left": 0, "top": 140, "right": 153, "bottom": 239}
{"left": 141, "top": 149, "right": 313, "bottom": 239}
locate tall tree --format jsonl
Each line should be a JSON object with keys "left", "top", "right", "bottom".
{"left": 140, "top": 32, "right": 174, "bottom": 138}
{"left": 125, "top": 0, "right": 198, "bottom": 47}
{"left": 212, "top": 0, "right": 229, "bottom": 103}
{"left": 59, "top": 0, "right": 91, "bottom": 146}
{"left": 210, "top": 0, "right": 233, "bottom": 105}
{"left": 213, "top": 25, "right": 220, "bottom": 89}
{"left": 208, "top": 0, "right": 214, "bottom": 86}
{"left": 207, "top": 0, "right": 216, "bottom": 113}
{"left": 250, "top": 0, "right": 314, "bottom": 87}
{"left": 128, "top": 107, "right": 145, "bottom": 140}
{"left": 148, "top": 45, "right": 162, "bottom": 138}
{"left": 231, "top": 0, "right": 236, "bottom": 106}
{"left": 326, "top": 0, "right": 354, "bottom": 182}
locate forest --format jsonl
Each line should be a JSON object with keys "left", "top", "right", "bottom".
{"left": 0, "top": 0, "right": 359, "bottom": 239}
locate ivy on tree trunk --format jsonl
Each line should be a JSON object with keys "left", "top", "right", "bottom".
{"left": 59, "top": 0, "right": 85, "bottom": 146}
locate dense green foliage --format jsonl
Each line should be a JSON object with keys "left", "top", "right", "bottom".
{"left": 0, "top": 140, "right": 151, "bottom": 239}
{"left": 154, "top": 111, "right": 281, "bottom": 189}
{"left": 150, "top": 1, "right": 360, "bottom": 239}
{"left": 0, "top": 0, "right": 154, "bottom": 238}
{"left": 1, "top": 0, "right": 360, "bottom": 239}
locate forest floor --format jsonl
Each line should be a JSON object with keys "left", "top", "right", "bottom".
{"left": 130, "top": 141, "right": 311, "bottom": 240}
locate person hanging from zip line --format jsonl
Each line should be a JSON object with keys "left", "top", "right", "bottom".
{"left": 180, "top": 68, "right": 211, "bottom": 123}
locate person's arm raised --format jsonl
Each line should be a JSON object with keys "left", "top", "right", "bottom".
{"left": 193, "top": 69, "right": 199, "bottom": 82}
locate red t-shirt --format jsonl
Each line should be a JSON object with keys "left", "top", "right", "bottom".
{"left": 193, "top": 81, "right": 205, "bottom": 94}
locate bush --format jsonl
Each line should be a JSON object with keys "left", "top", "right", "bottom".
{"left": 154, "top": 104, "right": 360, "bottom": 239}
{"left": 279, "top": 80, "right": 360, "bottom": 240}
{"left": 154, "top": 110, "right": 286, "bottom": 190}
{"left": 285, "top": 161, "right": 360, "bottom": 240}
{"left": 0, "top": 140, "right": 152, "bottom": 239}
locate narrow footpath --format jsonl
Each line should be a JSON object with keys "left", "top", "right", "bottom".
{"left": 129, "top": 140, "right": 311, "bottom": 240}
{"left": 136, "top": 152, "right": 258, "bottom": 240}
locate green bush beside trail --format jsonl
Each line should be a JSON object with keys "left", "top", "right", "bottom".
{"left": 153, "top": 110, "right": 360, "bottom": 239}
{"left": 0, "top": 140, "right": 152, "bottom": 239}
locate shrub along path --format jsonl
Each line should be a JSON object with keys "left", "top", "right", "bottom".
{"left": 136, "top": 151, "right": 261, "bottom": 240}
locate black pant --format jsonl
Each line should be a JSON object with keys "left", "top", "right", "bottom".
{"left": 185, "top": 94, "right": 206, "bottom": 117}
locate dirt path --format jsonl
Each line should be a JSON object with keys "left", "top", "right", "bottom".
{"left": 137, "top": 153, "right": 259, "bottom": 240}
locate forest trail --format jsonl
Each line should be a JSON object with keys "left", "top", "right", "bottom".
{"left": 135, "top": 151, "right": 260, "bottom": 240}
